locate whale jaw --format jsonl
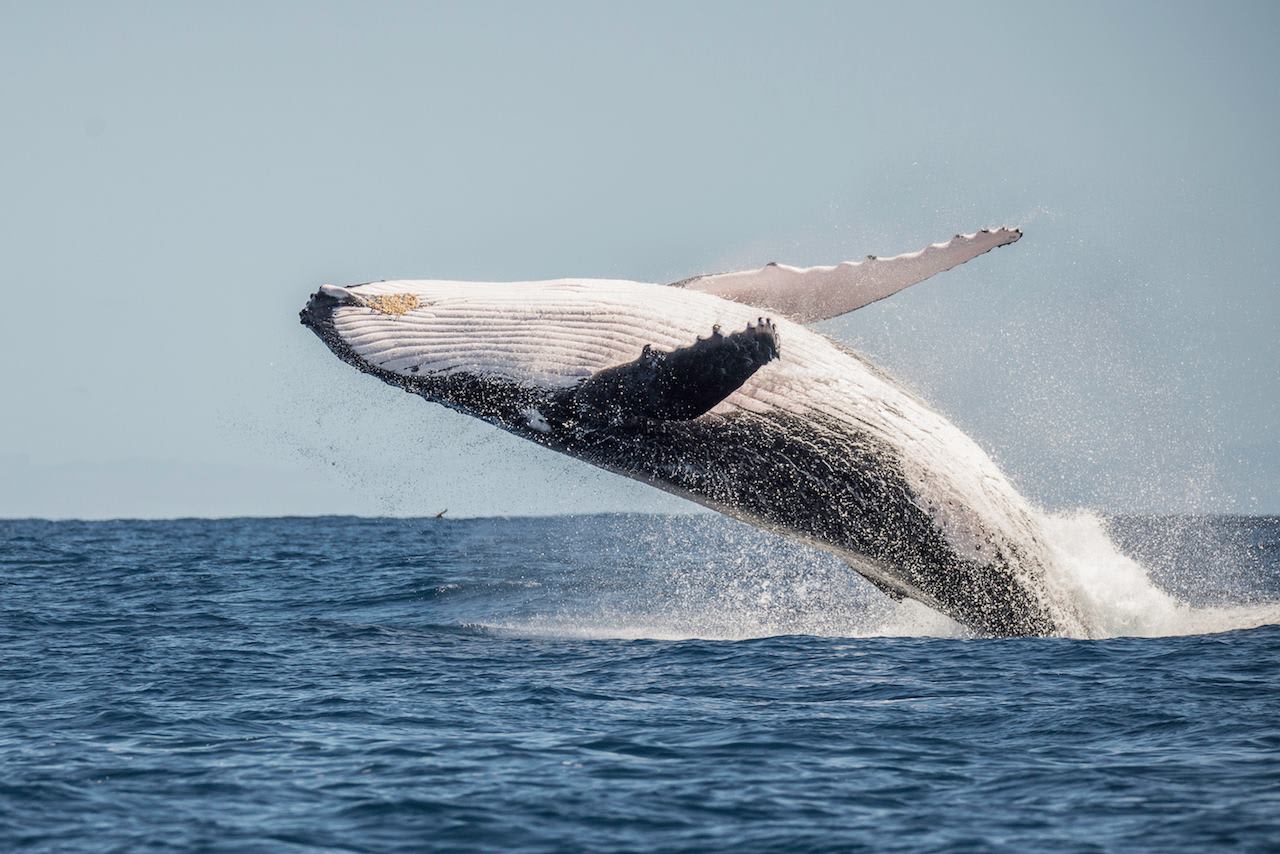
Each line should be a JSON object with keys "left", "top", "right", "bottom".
{"left": 299, "top": 286, "right": 542, "bottom": 430}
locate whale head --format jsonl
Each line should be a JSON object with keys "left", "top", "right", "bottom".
{"left": 299, "top": 278, "right": 783, "bottom": 438}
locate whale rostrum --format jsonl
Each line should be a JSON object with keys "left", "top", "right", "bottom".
{"left": 299, "top": 226, "right": 1083, "bottom": 637}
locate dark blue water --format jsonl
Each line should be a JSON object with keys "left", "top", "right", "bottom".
{"left": 2, "top": 515, "right": 1278, "bottom": 851}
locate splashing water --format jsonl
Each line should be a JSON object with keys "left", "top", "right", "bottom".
{"left": 490, "top": 512, "right": 1280, "bottom": 642}
{"left": 1037, "top": 510, "right": 1280, "bottom": 638}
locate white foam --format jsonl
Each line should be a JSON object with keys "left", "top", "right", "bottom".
{"left": 483, "top": 539, "right": 971, "bottom": 642}
{"left": 1037, "top": 510, "right": 1280, "bottom": 638}
{"left": 484, "top": 598, "right": 967, "bottom": 642}
{"left": 485, "top": 512, "right": 1278, "bottom": 643}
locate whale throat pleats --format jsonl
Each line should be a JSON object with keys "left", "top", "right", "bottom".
{"left": 673, "top": 227, "right": 1021, "bottom": 324}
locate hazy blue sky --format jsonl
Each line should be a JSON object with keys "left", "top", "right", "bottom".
{"left": 3, "top": 1, "right": 1277, "bottom": 518}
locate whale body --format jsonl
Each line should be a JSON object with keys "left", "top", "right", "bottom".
{"left": 301, "top": 228, "right": 1084, "bottom": 637}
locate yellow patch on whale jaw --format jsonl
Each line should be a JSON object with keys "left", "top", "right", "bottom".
{"left": 361, "top": 293, "right": 421, "bottom": 316}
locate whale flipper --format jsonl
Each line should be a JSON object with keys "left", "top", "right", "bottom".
{"left": 674, "top": 227, "right": 1021, "bottom": 323}
{"left": 553, "top": 319, "right": 780, "bottom": 425}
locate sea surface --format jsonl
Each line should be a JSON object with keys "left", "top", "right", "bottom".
{"left": 2, "top": 514, "right": 1278, "bottom": 851}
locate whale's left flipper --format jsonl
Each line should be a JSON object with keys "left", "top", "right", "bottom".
{"left": 673, "top": 227, "right": 1021, "bottom": 323}
{"left": 554, "top": 320, "right": 779, "bottom": 425}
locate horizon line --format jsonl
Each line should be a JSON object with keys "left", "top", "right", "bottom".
{"left": 2, "top": 510, "right": 1277, "bottom": 524}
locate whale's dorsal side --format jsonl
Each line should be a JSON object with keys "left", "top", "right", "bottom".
{"left": 673, "top": 227, "right": 1022, "bottom": 323}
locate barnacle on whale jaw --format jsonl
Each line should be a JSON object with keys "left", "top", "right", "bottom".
{"left": 360, "top": 293, "right": 421, "bottom": 316}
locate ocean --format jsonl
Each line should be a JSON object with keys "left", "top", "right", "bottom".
{"left": 2, "top": 513, "right": 1278, "bottom": 851}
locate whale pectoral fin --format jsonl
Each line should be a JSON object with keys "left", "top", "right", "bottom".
{"left": 672, "top": 227, "right": 1022, "bottom": 323}
{"left": 556, "top": 320, "right": 780, "bottom": 424}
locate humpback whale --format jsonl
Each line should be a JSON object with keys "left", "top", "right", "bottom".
{"left": 301, "top": 228, "right": 1084, "bottom": 637}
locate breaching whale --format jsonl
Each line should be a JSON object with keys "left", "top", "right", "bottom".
{"left": 300, "top": 228, "right": 1084, "bottom": 637}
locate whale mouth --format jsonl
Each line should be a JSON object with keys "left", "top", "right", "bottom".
{"left": 300, "top": 283, "right": 423, "bottom": 351}
{"left": 299, "top": 285, "right": 393, "bottom": 383}
{"left": 298, "top": 286, "right": 340, "bottom": 331}
{"left": 299, "top": 287, "right": 347, "bottom": 354}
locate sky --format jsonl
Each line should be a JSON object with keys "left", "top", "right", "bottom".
{"left": 2, "top": 1, "right": 1278, "bottom": 518}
